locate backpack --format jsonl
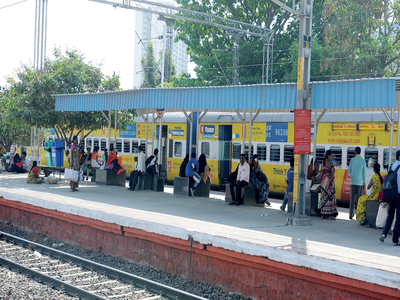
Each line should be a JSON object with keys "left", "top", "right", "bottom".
{"left": 145, "top": 155, "right": 153, "bottom": 167}
{"left": 382, "top": 164, "right": 400, "bottom": 202}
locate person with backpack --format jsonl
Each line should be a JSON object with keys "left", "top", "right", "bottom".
{"left": 348, "top": 146, "right": 367, "bottom": 220}
{"left": 146, "top": 148, "right": 159, "bottom": 177}
{"left": 185, "top": 152, "right": 200, "bottom": 197}
{"left": 380, "top": 149, "right": 400, "bottom": 246}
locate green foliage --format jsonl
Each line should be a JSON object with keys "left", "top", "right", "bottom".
{"left": 2, "top": 48, "right": 136, "bottom": 146}
{"left": 0, "top": 87, "right": 31, "bottom": 151}
{"left": 141, "top": 42, "right": 160, "bottom": 88}
{"left": 174, "top": 0, "right": 301, "bottom": 84}
{"left": 164, "top": 73, "right": 209, "bottom": 87}
{"left": 322, "top": 0, "right": 400, "bottom": 78}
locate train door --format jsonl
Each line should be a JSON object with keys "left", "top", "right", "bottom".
{"left": 218, "top": 125, "right": 232, "bottom": 188}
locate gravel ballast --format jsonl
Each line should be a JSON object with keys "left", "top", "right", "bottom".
{"left": 0, "top": 221, "right": 251, "bottom": 300}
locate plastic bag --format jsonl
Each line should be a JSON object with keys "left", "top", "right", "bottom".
{"left": 375, "top": 202, "right": 388, "bottom": 228}
{"left": 64, "top": 168, "right": 79, "bottom": 182}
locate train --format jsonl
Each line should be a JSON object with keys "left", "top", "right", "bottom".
{"left": 19, "top": 111, "right": 397, "bottom": 204}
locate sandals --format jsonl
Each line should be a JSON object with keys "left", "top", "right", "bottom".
{"left": 379, "top": 234, "right": 386, "bottom": 243}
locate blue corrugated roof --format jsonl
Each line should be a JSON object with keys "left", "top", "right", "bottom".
{"left": 311, "top": 79, "right": 396, "bottom": 109}
{"left": 55, "top": 84, "right": 297, "bottom": 111}
{"left": 54, "top": 78, "right": 398, "bottom": 112}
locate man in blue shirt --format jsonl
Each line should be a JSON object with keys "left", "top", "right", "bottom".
{"left": 280, "top": 158, "right": 294, "bottom": 211}
{"left": 186, "top": 152, "right": 200, "bottom": 197}
{"left": 380, "top": 149, "right": 400, "bottom": 246}
{"left": 348, "top": 147, "right": 367, "bottom": 219}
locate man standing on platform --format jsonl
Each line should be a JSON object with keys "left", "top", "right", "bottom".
{"left": 348, "top": 146, "right": 366, "bottom": 219}
{"left": 129, "top": 146, "right": 146, "bottom": 191}
{"left": 280, "top": 157, "right": 295, "bottom": 211}
{"left": 229, "top": 153, "right": 250, "bottom": 206}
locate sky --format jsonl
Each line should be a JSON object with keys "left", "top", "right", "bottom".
{"left": 0, "top": 0, "right": 194, "bottom": 90}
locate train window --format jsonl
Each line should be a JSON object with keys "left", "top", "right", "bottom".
{"left": 100, "top": 139, "right": 106, "bottom": 151}
{"left": 270, "top": 145, "right": 280, "bottom": 162}
{"left": 86, "top": 138, "right": 92, "bottom": 150}
{"left": 383, "top": 148, "right": 396, "bottom": 170}
{"left": 365, "top": 148, "right": 378, "bottom": 167}
{"left": 244, "top": 143, "right": 254, "bottom": 160}
{"left": 93, "top": 138, "right": 99, "bottom": 148}
{"left": 116, "top": 139, "right": 122, "bottom": 153}
{"left": 140, "top": 141, "right": 146, "bottom": 154}
{"left": 174, "top": 142, "right": 182, "bottom": 157}
{"left": 316, "top": 147, "right": 325, "bottom": 164}
{"left": 232, "top": 143, "right": 241, "bottom": 160}
{"left": 284, "top": 145, "right": 294, "bottom": 163}
{"left": 132, "top": 140, "right": 138, "bottom": 154}
{"left": 330, "top": 147, "right": 342, "bottom": 166}
{"left": 201, "top": 142, "right": 210, "bottom": 158}
{"left": 257, "top": 144, "right": 267, "bottom": 161}
{"left": 347, "top": 147, "right": 355, "bottom": 166}
{"left": 124, "top": 140, "right": 130, "bottom": 153}
{"left": 100, "top": 139, "right": 107, "bottom": 151}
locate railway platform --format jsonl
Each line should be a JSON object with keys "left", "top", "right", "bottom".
{"left": 0, "top": 173, "right": 399, "bottom": 300}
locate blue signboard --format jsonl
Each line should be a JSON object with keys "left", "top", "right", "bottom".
{"left": 172, "top": 130, "right": 185, "bottom": 137}
{"left": 266, "top": 123, "right": 288, "bottom": 142}
{"left": 200, "top": 125, "right": 215, "bottom": 135}
{"left": 119, "top": 123, "right": 136, "bottom": 138}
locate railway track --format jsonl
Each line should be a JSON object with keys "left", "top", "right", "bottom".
{"left": 0, "top": 231, "right": 208, "bottom": 300}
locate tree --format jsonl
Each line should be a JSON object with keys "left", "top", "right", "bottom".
{"left": 322, "top": 0, "right": 400, "bottom": 78}
{"left": 159, "top": 50, "right": 176, "bottom": 84}
{"left": 0, "top": 87, "right": 31, "bottom": 151}
{"left": 3, "top": 48, "right": 136, "bottom": 146}
{"left": 174, "top": 0, "right": 304, "bottom": 84}
{"left": 141, "top": 42, "right": 160, "bottom": 88}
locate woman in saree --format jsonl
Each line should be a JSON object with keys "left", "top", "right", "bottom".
{"left": 320, "top": 150, "right": 338, "bottom": 219}
{"left": 356, "top": 163, "right": 383, "bottom": 225}
{"left": 198, "top": 154, "right": 213, "bottom": 183}
{"left": 249, "top": 155, "right": 271, "bottom": 206}
{"left": 27, "top": 161, "right": 43, "bottom": 184}
{"left": 105, "top": 147, "right": 124, "bottom": 174}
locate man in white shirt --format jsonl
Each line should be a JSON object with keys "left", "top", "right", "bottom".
{"left": 21, "top": 151, "right": 31, "bottom": 173}
{"left": 229, "top": 153, "right": 250, "bottom": 206}
{"left": 128, "top": 146, "right": 146, "bottom": 191}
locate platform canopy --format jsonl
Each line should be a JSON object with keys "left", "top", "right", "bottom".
{"left": 54, "top": 78, "right": 400, "bottom": 112}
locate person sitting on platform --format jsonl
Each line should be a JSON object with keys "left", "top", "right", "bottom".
{"left": 186, "top": 152, "right": 200, "bottom": 197}
{"left": 229, "top": 153, "right": 250, "bottom": 206}
{"left": 179, "top": 154, "right": 189, "bottom": 177}
{"left": 198, "top": 153, "right": 213, "bottom": 183}
{"left": 249, "top": 155, "right": 270, "bottom": 206}
{"left": 310, "top": 160, "right": 320, "bottom": 185}
{"left": 10, "top": 153, "right": 24, "bottom": 173}
{"left": 91, "top": 146, "right": 100, "bottom": 168}
{"left": 27, "top": 161, "right": 44, "bottom": 184}
{"left": 21, "top": 151, "right": 31, "bottom": 173}
{"left": 146, "top": 148, "right": 159, "bottom": 177}
{"left": 129, "top": 146, "right": 146, "bottom": 191}
{"left": 105, "top": 147, "right": 124, "bottom": 175}
{"left": 356, "top": 163, "right": 383, "bottom": 225}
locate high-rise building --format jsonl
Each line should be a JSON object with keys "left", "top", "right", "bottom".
{"left": 133, "top": 1, "right": 189, "bottom": 88}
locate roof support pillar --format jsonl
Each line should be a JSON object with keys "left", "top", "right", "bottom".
{"left": 182, "top": 109, "right": 193, "bottom": 155}
{"left": 398, "top": 101, "right": 400, "bottom": 152}
{"left": 152, "top": 111, "right": 155, "bottom": 155}
{"left": 196, "top": 111, "right": 200, "bottom": 157}
{"left": 312, "top": 109, "right": 326, "bottom": 163}
{"left": 249, "top": 110, "right": 253, "bottom": 159}
{"left": 382, "top": 107, "right": 394, "bottom": 167}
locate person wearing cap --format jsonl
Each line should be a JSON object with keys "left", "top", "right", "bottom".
{"left": 128, "top": 146, "right": 146, "bottom": 191}
{"left": 69, "top": 136, "right": 80, "bottom": 192}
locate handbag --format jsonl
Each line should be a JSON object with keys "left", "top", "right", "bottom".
{"left": 64, "top": 168, "right": 79, "bottom": 183}
{"left": 375, "top": 202, "right": 389, "bottom": 228}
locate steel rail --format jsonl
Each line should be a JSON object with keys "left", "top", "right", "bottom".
{"left": 0, "top": 231, "right": 208, "bottom": 300}
{"left": 0, "top": 256, "right": 106, "bottom": 300}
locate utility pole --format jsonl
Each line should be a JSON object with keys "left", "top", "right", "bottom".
{"left": 269, "top": 0, "right": 313, "bottom": 226}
